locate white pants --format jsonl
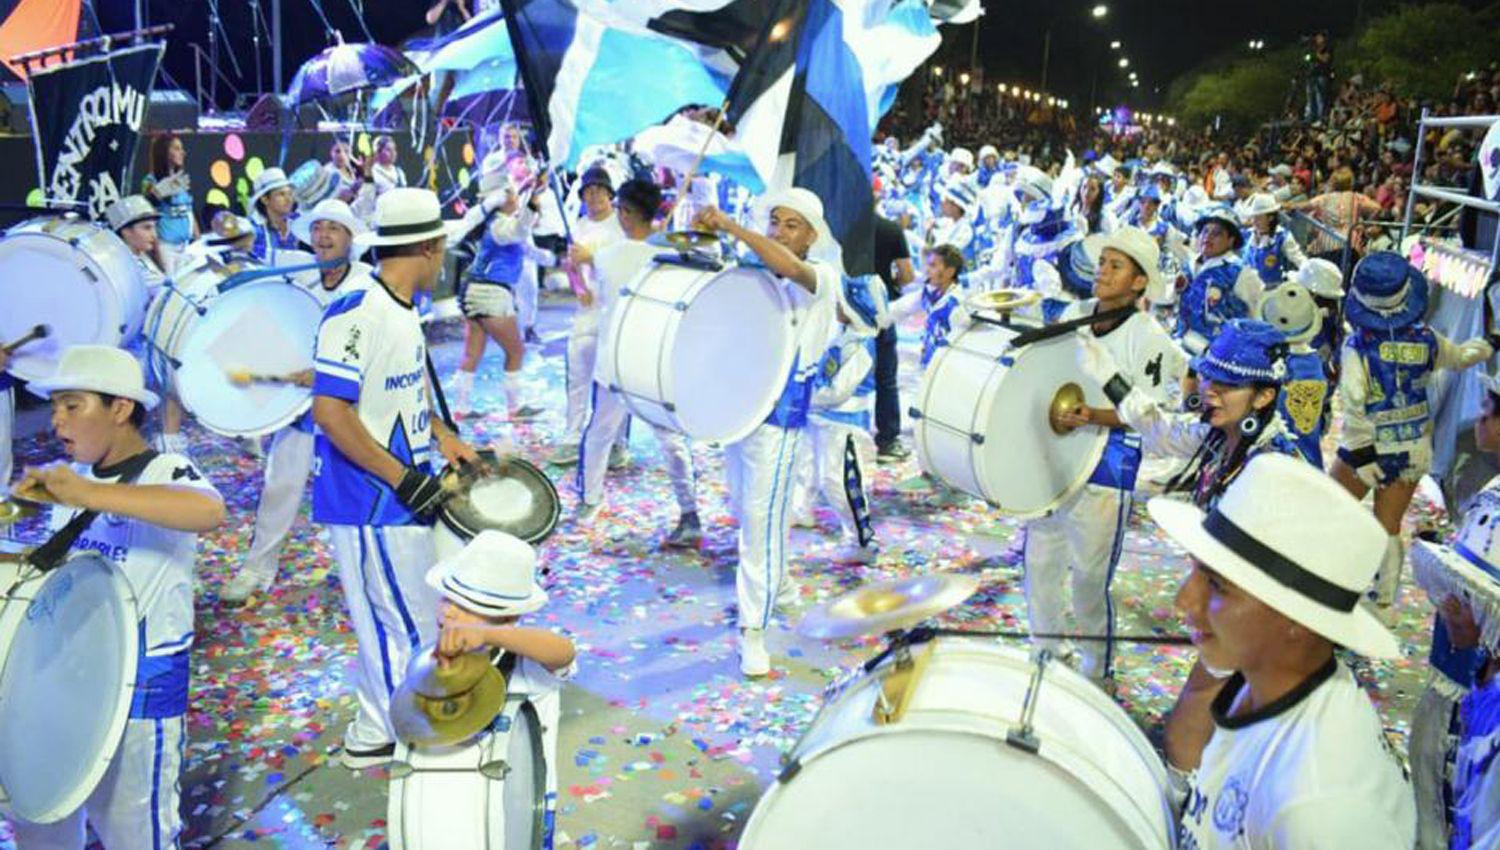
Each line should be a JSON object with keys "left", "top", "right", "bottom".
{"left": 1409, "top": 681, "right": 1463, "bottom": 850}
{"left": 563, "top": 316, "right": 598, "bottom": 444}
{"left": 239, "top": 427, "right": 315, "bottom": 584}
{"left": 329, "top": 524, "right": 440, "bottom": 749}
{"left": 516, "top": 261, "right": 539, "bottom": 333}
{"left": 0, "top": 384, "right": 12, "bottom": 499}
{"left": 1022, "top": 483, "right": 1132, "bottom": 679}
{"left": 577, "top": 382, "right": 695, "bottom": 513}
{"left": 724, "top": 423, "right": 803, "bottom": 629}
{"left": 792, "top": 420, "right": 873, "bottom": 544}
{"left": 11, "top": 716, "right": 186, "bottom": 850}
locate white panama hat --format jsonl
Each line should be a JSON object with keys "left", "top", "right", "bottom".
{"left": 29, "top": 345, "right": 160, "bottom": 411}
{"left": 425, "top": 529, "right": 548, "bottom": 617}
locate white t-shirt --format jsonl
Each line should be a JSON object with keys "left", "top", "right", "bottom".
{"left": 789, "top": 258, "right": 839, "bottom": 381}
{"left": 591, "top": 237, "right": 658, "bottom": 384}
{"left": 1061, "top": 300, "right": 1187, "bottom": 406}
{"left": 49, "top": 451, "right": 221, "bottom": 657}
{"left": 294, "top": 259, "right": 373, "bottom": 310}
{"left": 572, "top": 213, "right": 625, "bottom": 300}
{"left": 312, "top": 272, "right": 435, "bottom": 526}
{"left": 1177, "top": 659, "right": 1416, "bottom": 850}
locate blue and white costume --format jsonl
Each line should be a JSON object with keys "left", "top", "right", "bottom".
{"left": 312, "top": 276, "right": 442, "bottom": 750}
{"left": 1176, "top": 251, "right": 1262, "bottom": 355}
{"left": 1025, "top": 302, "right": 1186, "bottom": 679}
{"left": 1243, "top": 227, "right": 1307, "bottom": 286}
{"left": 250, "top": 221, "right": 302, "bottom": 266}
{"left": 13, "top": 452, "right": 221, "bottom": 850}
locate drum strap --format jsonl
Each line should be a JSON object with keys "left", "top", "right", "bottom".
{"left": 1004, "top": 304, "right": 1138, "bottom": 348}
{"left": 29, "top": 450, "right": 158, "bottom": 572}
{"left": 425, "top": 353, "right": 459, "bottom": 435}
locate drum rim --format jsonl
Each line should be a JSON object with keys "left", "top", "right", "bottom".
{"left": 438, "top": 453, "right": 561, "bottom": 546}
{"left": 174, "top": 279, "right": 321, "bottom": 437}
{"left": 504, "top": 697, "right": 548, "bottom": 850}
{"left": 0, "top": 553, "right": 140, "bottom": 823}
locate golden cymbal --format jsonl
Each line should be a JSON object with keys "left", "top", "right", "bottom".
{"left": 390, "top": 649, "right": 507, "bottom": 748}
{"left": 797, "top": 573, "right": 979, "bottom": 640}
{"left": 646, "top": 229, "right": 720, "bottom": 251}
{"left": 0, "top": 499, "right": 34, "bottom": 525}
{"left": 1048, "top": 382, "right": 1086, "bottom": 435}
{"left": 964, "top": 288, "right": 1042, "bottom": 314}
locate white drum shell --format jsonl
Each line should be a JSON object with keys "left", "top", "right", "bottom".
{"left": 740, "top": 640, "right": 1175, "bottom": 850}
{"left": 913, "top": 322, "right": 1108, "bottom": 517}
{"left": 142, "top": 259, "right": 233, "bottom": 394}
{"left": 174, "top": 280, "right": 322, "bottom": 437}
{"left": 0, "top": 219, "right": 146, "bottom": 383}
{"left": 598, "top": 262, "right": 796, "bottom": 445}
{"left": 0, "top": 553, "right": 140, "bottom": 823}
{"left": 388, "top": 697, "right": 547, "bottom": 850}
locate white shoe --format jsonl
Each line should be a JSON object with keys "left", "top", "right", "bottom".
{"left": 608, "top": 443, "right": 630, "bottom": 470}
{"left": 547, "top": 443, "right": 580, "bottom": 466}
{"left": 576, "top": 500, "right": 602, "bottom": 524}
{"left": 830, "top": 541, "right": 878, "bottom": 565}
{"left": 220, "top": 568, "right": 273, "bottom": 606}
{"left": 739, "top": 628, "right": 771, "bottom": 677}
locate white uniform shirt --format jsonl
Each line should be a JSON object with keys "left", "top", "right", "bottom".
{"left": 1061, "top": 300, "right": 1187, "bottom": 406}
{"left": 1177, "top": 659, "right": 1416, "bottom": 849}
{"left": 572, "top": 213, "right": 625, "bottom": 301}
{"left": 789, "top": 259, "right": 839, "bottom": 381}
{"left": 591, "top": 237, "right": 658, "bottom": 384}
{"left": 312, "top": 272, "right": 434, "bottom": 526}
{"left": 49, "top": 452, "right": 221, "bottom": 657}
{"left": 294, "top": 259, "right": 373, "bottom": 309}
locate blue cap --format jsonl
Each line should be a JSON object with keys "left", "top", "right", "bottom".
{"left": 1344, "top": 251, "right": 1428, "bottom": 331}
{"left": 1192, "top": 319, "right": 1289, "bottom": 386}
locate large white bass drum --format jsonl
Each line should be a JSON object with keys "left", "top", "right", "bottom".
{"left": 911, "top": 318, "right": 1108, "bottom": 517}
{"left": 0, "top": 218, "right": 146, "bottom": 383}
{"left": 0, "top": 550, "right": 140, "bottom": 823}
{"left": 739, "top": 638, "right": 1176, "bottom": 850}
{"left": 598, "top": 258, "right": 796, "bottom": 445}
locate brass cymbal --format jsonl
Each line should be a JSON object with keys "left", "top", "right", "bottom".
{"left": 797, "top": 573, "right": 979, "bottom": 640}
{"left": 0, "top": 499, "right": 35, "bottom": 525}
{"left": 964, "top": 288, "right": 1042, "bottom": 314}
{"left": 646, "top": 229, "right": 720, "bottom": 250}
{"left": 1048, "top": 382, "right": 1086, "bottom": 435}
{"left": 390, "top": 649, "right": 507, "bottom": 748}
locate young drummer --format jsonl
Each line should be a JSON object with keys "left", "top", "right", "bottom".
{"left": 1153, "top": 454, "right": 1415, "bottom": 848}
{"left": 1032, "top": 227, "right": 1187, "bottom": 683}
{"left": 692, "top": 189, "right": 837, "bottom": 677}
{"left": 220, "top": 199, "right": 372, "bottom": 604}
{"left": 889, "top": 243, "right": 971, "bottom": 368}
{"left": 312, "top": 188, "right": 480, "bottom": 768}
{"left": 10, "top": 345, "right": 225, "bottom": 850}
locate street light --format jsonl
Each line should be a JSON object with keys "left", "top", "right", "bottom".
{"left": 1047, "top": 96, "right": 1056, "bottom": 106}
{"left": 1118, "top": 57, "right": 1129, "bottom": 68}
{"left": 998, "top": 83, "right": 1007, "bottom": 93}
{"left": 932, "top": 66, "right": 943, "bottom": 77}
{"left": 1110, "top": 40, "right": 1121, "bottom": 50}
{"left": 1091, "top": 4, "right": 1108, "bottom": 18}
{"left": 960, "top": 72, "right": 971, "bottom": 85}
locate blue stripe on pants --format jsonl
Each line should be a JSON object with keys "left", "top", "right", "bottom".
{"left": 151, "top": 719, "right": 164, "bottom": 850}
{"left": 1101, "top": 490, "right": 1132, "bottom": 677}
{"left": 356, "top": 531, "right": 395, "bottom": 694}
{"left": 761, "top": 427, "right": 799, "bottom": 628}
{"left": 373, "top": 527, "right": 421, "bottom": 650}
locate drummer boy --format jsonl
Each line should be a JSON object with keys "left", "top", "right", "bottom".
{"left": 11, "top": 344, "right": 225, "bottom": 850}
{"left": 425, "top": 529, "right": 576, "bottom": 840}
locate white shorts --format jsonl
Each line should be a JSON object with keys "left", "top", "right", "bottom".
{"left": 460, "top": 279, "right": 517, "bottom": 319}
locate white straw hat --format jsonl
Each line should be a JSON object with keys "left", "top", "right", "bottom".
{"left": 1098, "top": 225, "right": 1162, "bottom": 298}
{"left": 249, "top": 167, "right": 293, "bottom": 208}
{"left": 29, "top": 345, "right": 160, "bottom": 411}
{"left": 425, "top": 529, "right": 548, "bottom": 617}
{"left": 290, "top": 198, "right": 368, "bottom": 251}
{"left": 354, "top": 187, "right": 465, "bottom": 249}
{"left": 1148, "top": 453, "right": 1400, "bottom": 659}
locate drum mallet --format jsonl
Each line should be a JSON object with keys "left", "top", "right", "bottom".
{"left": 2, "top": 324, "right": 49, "bottom": 355}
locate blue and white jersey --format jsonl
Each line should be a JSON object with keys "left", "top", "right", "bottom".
{"left": 927, "top": 216, "right": 975, "bottom": 266}
{"left": 1177, "top": 253, "right": 1262, "bottom": 351}
{"left": 811, "top": 331, "right": 877, "bottom": 431}
{"left": 921, "top": 286, "right": 964, "bottom": 366}
{"left": 763, "top": 259, "right": 838, "bottom": 430}
{"left": 286, "top": 260, "right": 372, "bottom": 433}
{"left": 467, "top": 210, "right": 532, "bottom": 285}
{"left": 1340, "top": 324, "right": 1438, "bottom": 455}
{"left": 251, "top": 221, "right": 302, "bottom": 266}
{"left": 49, "top": 452, "right": 221, "bottom": 665}
{"left": 312, "top": 274, "right": 436, "bottom": 526}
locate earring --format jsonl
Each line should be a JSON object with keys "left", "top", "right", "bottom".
{"left": 1239, "top": 415, "right": 1261, "bottom": 437}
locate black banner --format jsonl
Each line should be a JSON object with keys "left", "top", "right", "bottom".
{"left": 26, "top": 43, "right": 164, "bottom": 219}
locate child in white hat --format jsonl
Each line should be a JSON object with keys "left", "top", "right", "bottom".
{"left": 247, "top": 166, "right": 300, "bottom": 265}
{"left": 10, "top": 345, "right": 225, "bottom": 850}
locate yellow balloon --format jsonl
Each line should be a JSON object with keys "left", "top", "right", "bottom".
{"left": 210, "top": 160, "right": 232, "bottom": 188}
{"left": 462, "top": 142, "right": 475, "bottom": 166}
{"left": 205, "top": 188, "right": 230, "bottom": 208}
{"left": 244, "top": 157, "right": 264, "bottom": 181}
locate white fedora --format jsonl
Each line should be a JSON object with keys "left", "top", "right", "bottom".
{"left": 1148, "top": 453, "right": 1401, "bottom": 659}
{"left": 755, "top": 187, "right": 834, "bottom": 252}
{"left": 1240, "top": 192, "right": 1281, "bottom": 218}
{"left": 354, "top": 187, "right": 464, "bottom": 249}
{"left": 1098, "top": 225, "right": 1162, "bottom": 298}
{"left": 30, "top": 345, "right": 160, "bottom": 411}
{"left": 104, "top": 194, "right": 160, "bottom": 232}
{"left": 290, "top": 198, "right": 368, "bottom": 251}
{"left": 425, "top": 529, "right": 548, "bottom": 618}
{"left": 1294, "top": 257, "right": 1345, "bottom": 299}
{"left": 249, "top": 167, "right": 293, "bottom": 208}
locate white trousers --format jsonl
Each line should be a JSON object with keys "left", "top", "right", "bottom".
{"left": 515, "top": 261, "right": 539, "bottom": 333}
{"left": 724, "top": 423, "right": 803, "bottom": 629}
{"left": 1022, "top": 483, "right": 1132, "bottom": 679}
{"left": 1409, "top": 682, "right": 1463, "bottom": 850}
{"left": 0, "top": 385, "right": 12, "bottom": 499}
{"left": 791, "top": 421, "right": 873, "bottom": 543}
{"left": 12, "top": 716, "right": 186, "bottom": 850}
{"left": 239, "top": 427, "right": 315, "bottom": 584}
{"left": 577, "top": 382, "right": 695, "bottom": 513}
{"left": 329, "top": 524, "right": 440, "bottom": 749}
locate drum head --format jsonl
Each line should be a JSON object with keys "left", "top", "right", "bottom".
{"left": 0, "top": 553, "right": 139, "bottom": 822}
{"left": 0, "top": 227, "right": 124, "bottom": 383}
{"left": 440, "top": 453, "right": 560, "bottom": 546}
{"left": 502, "top": 700, "right": 546, "bottom": 850}
{"left": 175, "top": 281, "right": 322, "bottom": 437}
{"left": 667, "top": 266, "right": 795, "bottom": 444}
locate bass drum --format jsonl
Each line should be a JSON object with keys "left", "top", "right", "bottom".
{"left": 388, "top": 696, "right": 549, "bottom": 850}
{"left": 0, "top": 552, "right": 140, "bottom": 823}
{"left": 0, "top": 218, "right": 146, "bottom": 383}
{"left": 141, "top": 256, "right": 243, "bottom": 395}
{"left": 739, "top": 639, "right": 1175, "bottom": 850}
{"left": 598, "top": 259, "right": 796, "bottom": 445}
{"left": 911, "top": 320, "right": 1108, "bottom": 517}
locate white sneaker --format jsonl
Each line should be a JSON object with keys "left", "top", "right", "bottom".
{"left": 220, "top": 568, "right": 273, "bottom": 606}
{"left": 547, "top": 443, "right": 580, "bottom": 466}
{"left": 576, "top": 500, "right": 602, "bottom": 524}
{"left": 830, "top": 541, "right": 878, "bottom": 565}
{"left": 739, "top": 628, "right": 771, "bottom": 677}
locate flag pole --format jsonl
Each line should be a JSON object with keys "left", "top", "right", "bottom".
{"left": 664, "top": 100, "right": 729, "bottom": 220}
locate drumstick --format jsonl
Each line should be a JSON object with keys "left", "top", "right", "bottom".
{"left": 2, "top": 324, "right": 50, "bottom": 355}
{"left": 226, "top": 368, "right": 296, "bottom": 387}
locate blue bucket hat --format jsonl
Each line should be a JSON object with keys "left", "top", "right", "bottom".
{"left": 838, "top": 275, "right": 889, "bottom": 335}
{"left": 1192, "top": 319, "right": 1289, "bottom": 387}
{"left": 1344, "top": 250, "right": 1429, "bottom": 331}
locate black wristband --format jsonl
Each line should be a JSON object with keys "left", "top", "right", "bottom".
{"left": 1103, "top": 374, "right": 1133, "bottom": 406}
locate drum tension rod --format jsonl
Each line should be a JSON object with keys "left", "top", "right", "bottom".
{"left": 1005, "top": 649, "right": 1051, "bottom": 755}
{"left": 906, "top": 407, "right": 984, "bottom": 445}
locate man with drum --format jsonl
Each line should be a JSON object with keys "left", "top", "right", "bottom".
{"left": 311, "top": 188, "right": 480, "bottom": 767}
{"left": 1033, "top": 227, "right": 1187, "bottom": 685}
{"left": 248, "top": 167, "right": 301, "bottom": 266}
{"left": 575, "top": 178, "right": 703, "bottom": 546}
{"left": 692, "top": 189, "right": 837, "bottom": 677}
{"left": 220, "top": 199, "right": 373, "bottom": 605}
{"left": 1151, "top": 454, "right": 1415, "bottom": 848}
{"left": 11, "top": 345, "right": 225, "bottom": 849}
{"left": 104, "top": 194, "right": 170, "bottom": 299}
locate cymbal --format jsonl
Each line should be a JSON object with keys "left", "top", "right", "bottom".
{"left": 646, "top": 229, "right": 720, "bottom": 250}
{"left": 390, "top": 649, "right": 507, "bottom": 748}
{"left": 0, "top": 499, "right": 37, "bottom": 525}
{"left": 964, "top": 288, "right": 1042, "bottom": 314}
{"left": 798, "top": 573, "right": 979, "bottom": 640}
